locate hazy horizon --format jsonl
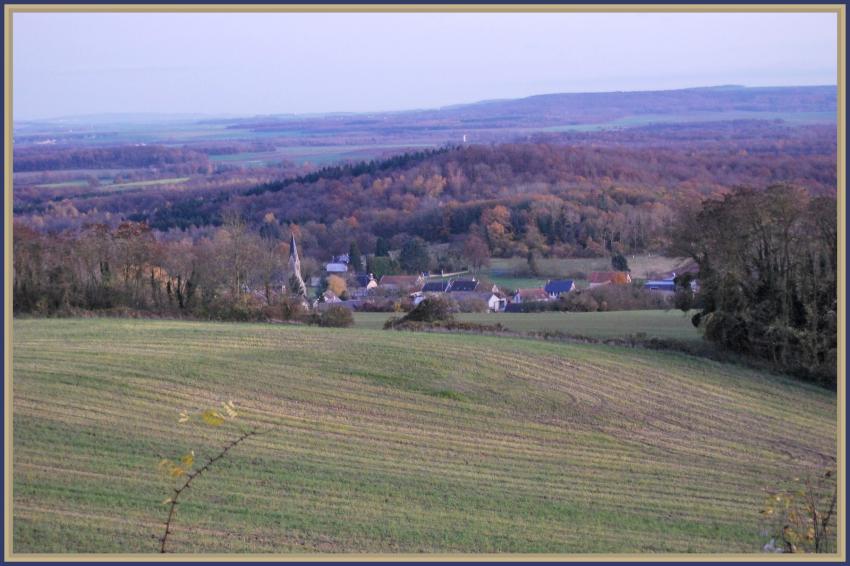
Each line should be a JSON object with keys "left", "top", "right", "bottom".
{"left": 14, "top": 82, "right": 840, "bottom": 124}
{"left": 13, "top": 12, "right": 838, "bottom": 121}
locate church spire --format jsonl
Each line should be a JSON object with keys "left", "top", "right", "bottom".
{"left": 288, "top": 231, "right": 307, "bottom": 298}
{"left": 289, "top": 232, "right": 299, "bottom": 264}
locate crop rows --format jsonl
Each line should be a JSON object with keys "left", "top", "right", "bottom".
{"left": 11, "top": 319, "right": 836, "bottom": 553}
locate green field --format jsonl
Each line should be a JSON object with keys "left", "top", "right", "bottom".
{"left": 106, "top": 177, "right": 190, "bottom": 190}
{"left": 31, "top": 176, "right": 190, "bottom": 192}
{"left": 352, "top": 309, "right": 701, "bottom": 341}
{"left": 12, "top": 319, "right": 836, "bottom": 553}
{"left": 209, "top": 144, "right": 437, "bottom": 167}
{"left": 32, "top": 180, "right": 90, "bottom": 189}
{"left": 487, "top": 275, "right": 548, "bottom": 291}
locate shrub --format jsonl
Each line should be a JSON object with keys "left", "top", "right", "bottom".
{"left": 316, "top": 305, "right": 354, "bottom": 327}
{"left": 586, "top": 285, "right": 671, "bottom": 310}
{"left": 401, "top": 296, "right": 454, "bottom": 323}
{"left": 356, "top": 298, "right": 399, "bottom": 312}
{"left": 760, "top": 470, "right": 837, "bottom": 553}
{"left": 205, "top": 294, "right": 267, "bottom": 322}
{"left": 454, "top": 297, "right": 488, "bottom": 313}
{"left": 559, "top": 292, "right": 600, "bottom": 312}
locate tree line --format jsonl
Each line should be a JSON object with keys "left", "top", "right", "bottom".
{"left": 672, "top": 185, "right": 837, "bottom": 387}
{"left": 13, "top": 183, "right": 838, "bottom": 386}
{"left": 13, "top": 145, "right": 212, "bottom": 173}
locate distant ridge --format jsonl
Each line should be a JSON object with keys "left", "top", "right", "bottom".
{"left": 16, "top": 84, "right": 837, "bottom": 126}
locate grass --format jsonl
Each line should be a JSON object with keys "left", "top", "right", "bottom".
{"left": 106, "top": 177, "right": 190, "bottom": 190}
{"left": 487, "top": 275, "right": 547, "bottom": 291}
{"left": 352, "top": 309, "right": 701, "bottom": 341}
{"left": 33, "top": 180, "right": 90, "bottom": 189}
{"left": 12, "top": 318, "right": 836, "bottom": 554}
{"left": 209, "top": 144, "right": 436, "bottom": 167}
{"left": 31, "top": 176, "right": 189, "bottom": 192}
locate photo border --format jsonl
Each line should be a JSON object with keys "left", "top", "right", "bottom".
{"left": 2, "top": 3, "right": 845, "bottom": 563}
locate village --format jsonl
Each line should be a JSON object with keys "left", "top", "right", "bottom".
{"left": 297, "top": 235, "right": 697, "bottom": 314}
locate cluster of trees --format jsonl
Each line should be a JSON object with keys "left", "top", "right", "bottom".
{"left": 672, "top": 185, "right": 837, "bottom": 386}
{"left": 506, "top": 285, "right": 672, "bottom": 313}
{"left": 12, "top": 216, "right": 305, "bottom": 320}
{"left": 15, "top": 118, "right": 836, "bottom": 258}
{"left": 13, "top": 145, "right": 213, "bottom": 173}
{"left": 11, "top": 212, "right": 480, "bottom": 319}
{"left": 16, "top": 135, "right": 835, "bottom": 262}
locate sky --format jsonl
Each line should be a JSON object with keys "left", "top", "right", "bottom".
{"left": 13, "top": 11, "right": 839, "bottom": 121}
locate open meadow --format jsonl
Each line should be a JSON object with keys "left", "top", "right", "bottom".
{"left": 12, "top": 318, "right": 836, "bottom": 553}
{"left": 352, "top": 309, "right": 701, "bottom": 341}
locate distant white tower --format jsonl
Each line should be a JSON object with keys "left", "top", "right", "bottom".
{"left": 462, "top": 134, "right": 467, "bottom": 143}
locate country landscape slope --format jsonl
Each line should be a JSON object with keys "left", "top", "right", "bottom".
{"left": 12, "top": 319, "right": 836, "bottom": 553}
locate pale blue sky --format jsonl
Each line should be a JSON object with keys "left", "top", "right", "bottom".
{"left": 13, "top": 11, "right": 838, "bottom": 120}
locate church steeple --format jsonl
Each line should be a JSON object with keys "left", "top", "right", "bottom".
{"left": 288, "top": 231, "right": 307, "bottom": 297}
{"left": 289, "top": 232, "right": 300, "bottom": 266}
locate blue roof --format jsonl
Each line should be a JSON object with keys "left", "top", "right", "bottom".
{"left": 544, "top": 279, "right": 575, "bottom": 294}
{"left": 422, "top": 280, "right": 450, "bottom": 292}
{"left": 448, "top": 279, "right": 479, "bottom": 292}
{"left": 644, "top": 280, "right": 677, "bottom": 289}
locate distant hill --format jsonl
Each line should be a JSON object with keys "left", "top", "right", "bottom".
{"left": 228, "top": 85, "right": 837, "bottom": 133}
{"left": 427, "top": 84, "right": 837, "bottom": 122}
{"left": 14, "top": 85, "right": 837, "bottom": 152}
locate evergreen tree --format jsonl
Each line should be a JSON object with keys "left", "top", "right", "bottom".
{"left": 375, "top": 237, "right": 390, "bottom": 257}
{"left": 526, "top": 250, "right": 540, "bottom": 276}
{"left": 612, "top": 253, "right": 630, "bottom": 272}
{"left": 399, "top": 237, "right": 430, "bottom": 274}
{"left": 349, "top": 241, "right": 363, "bottom": 272}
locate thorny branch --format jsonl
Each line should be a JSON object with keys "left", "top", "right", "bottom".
{"left": 160, "top": 428, "right": 261, "bottom": 553}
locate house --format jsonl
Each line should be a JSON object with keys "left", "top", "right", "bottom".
{"left": 350, "top": 273, "right": 378, "bottom": 298}
{"left": 379, "top": 274, "right": 424, "bottom": 291}
{"left": 544, "top": 279, "right": 576, "bottom": 299}
{"left": 644, "top": 279, "right": 677, "bottom": 294}
{"left": 325, "top": 262, "right": 348, "bottom": 274}
{"left": 353, "top": 273, "right": 378, "bottom": 290}
{"left": 644, "top": 272, "right": 698, "bottom": 294}
{"left": 447, "top": 278, "right": 479, "bottom": 292}
{"left": 588, "top": 271, "right": 632, "bottom": 288}
{"left": 349, "top": 274, "right": 377, "bottom": 299}
{"left": 422, "top": 280, "right": 451, "bottom": 293}
{"left": 488, "top": 293, "right": 507, "bottom": 312}
{"left": 512, "top": 288, "right": 549, "bottom": 303}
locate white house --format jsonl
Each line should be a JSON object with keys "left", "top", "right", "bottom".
{"left": 325, "top": 262, "right": 348, "bottom": 274}
{"left": 487, "top": 293, "right": 507, "bottom": 312}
